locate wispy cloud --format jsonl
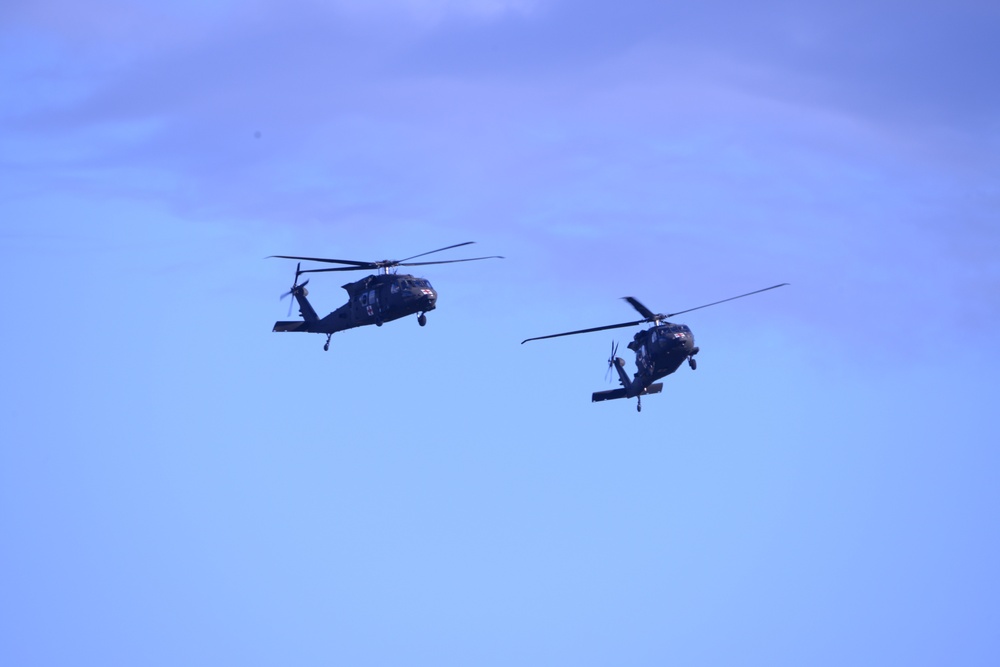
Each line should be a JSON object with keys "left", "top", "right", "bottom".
{"left": 3, "top": 0, "right": 997, "bottom": 339}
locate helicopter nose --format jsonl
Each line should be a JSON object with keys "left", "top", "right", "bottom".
{"left": 416, "top": 287, "right": 436, "bottom": 309}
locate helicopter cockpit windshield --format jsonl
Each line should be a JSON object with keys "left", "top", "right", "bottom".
{"left": 396, "top": 278, "right": 432, "bottom": 290}
{"left": 649, "top": 324, "right": 691, "bottom": 347}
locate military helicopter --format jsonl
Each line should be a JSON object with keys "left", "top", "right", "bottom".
{"left": 521, "top": 283, "right": 788, "bottom": 411}
{"left": 271, "top": 242, "right": 503, "bottom": 350}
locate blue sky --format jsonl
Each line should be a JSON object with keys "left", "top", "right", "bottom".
{"left": 2, "top": 1, "right": 999, "bottom": 665}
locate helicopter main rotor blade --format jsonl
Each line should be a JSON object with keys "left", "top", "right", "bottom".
{"left": 522, "top": 283, "right": 789, "bottom": 344}
{"left": 663, "top": 283, "right": 790, "bottom": 319}
{"left": 268, "top": 255, "right": 373, "bottom": 267}
{"left": 397, "top": 242, "right": 476, "bottom": 263}
{"left": 622, "top": 296, "right": 658, "bottom": 321}
{"left": 269, "top": 243, "right": 494, "bottom": 270}
{"left": 298, "top": 266, "right": 374, "bottom": 274}
{"left": 521, "top": 319, "right": 646, "bottom": 344}
{"left": 400, "top": 255, "right": 504, "bottom": 267}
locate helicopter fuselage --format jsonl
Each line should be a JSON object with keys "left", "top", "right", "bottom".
{"left": 336, "top": 272, "right": 438, "bottom": 329}
{"left": 628, "top": 322, "right": 697, "bottom": 388}
{"left": 274, "top": 272, "right": 438, "bottom": 338}
{"left": 595, "top": 322, "right": 700, "bottom": 409}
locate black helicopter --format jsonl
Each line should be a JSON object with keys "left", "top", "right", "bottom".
{"left": 521, "top": 283, "right": 788, "bottom": 411}
{"left": 271, "top": 242, "right": 503, "bottom": 350}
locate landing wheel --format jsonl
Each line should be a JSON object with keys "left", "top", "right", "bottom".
{"left": 376, "top": 319, "right": 383, "bottom": 327}
{"left": 637, "top": 397, "right": 642, "bottom": 412}
{"left": 324, "top": 334, "right": 332, "bottom": 352}
{"left": 418, "top": 313, "right": 427, "bottom": 327}
{"left": 688, "top": 356, "right": 697, "bottom": 370}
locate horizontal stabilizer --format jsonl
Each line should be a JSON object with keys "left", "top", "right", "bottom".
{"left": 591, "top": 383, "right": 663, "bottom": 403}
{"left": 592, "top": 388, "right": 627, "bottom": 402}
{"left": 273, "top": 321, "right": 309, "bottom": 332}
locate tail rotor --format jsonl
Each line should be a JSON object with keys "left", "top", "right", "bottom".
{"left": 280, "top": 262, "right": 309, "bottom": 317}
{"left": 604, "top": 340, "right": 619, "bottom": 383}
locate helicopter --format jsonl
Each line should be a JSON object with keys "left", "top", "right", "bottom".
{"left": 521, "top": 283, "right": 788, "bottom": 412}
{"left": 271, "top": 242, "right": 503, "bottom": 350}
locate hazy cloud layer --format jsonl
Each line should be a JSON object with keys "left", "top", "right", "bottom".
{"left": 3, "top": 0, "right": 998, "bottom": 335}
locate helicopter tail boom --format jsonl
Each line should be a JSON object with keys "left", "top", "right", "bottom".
{"left": 610, "top": 356, "right": 631, "bottom": 389}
